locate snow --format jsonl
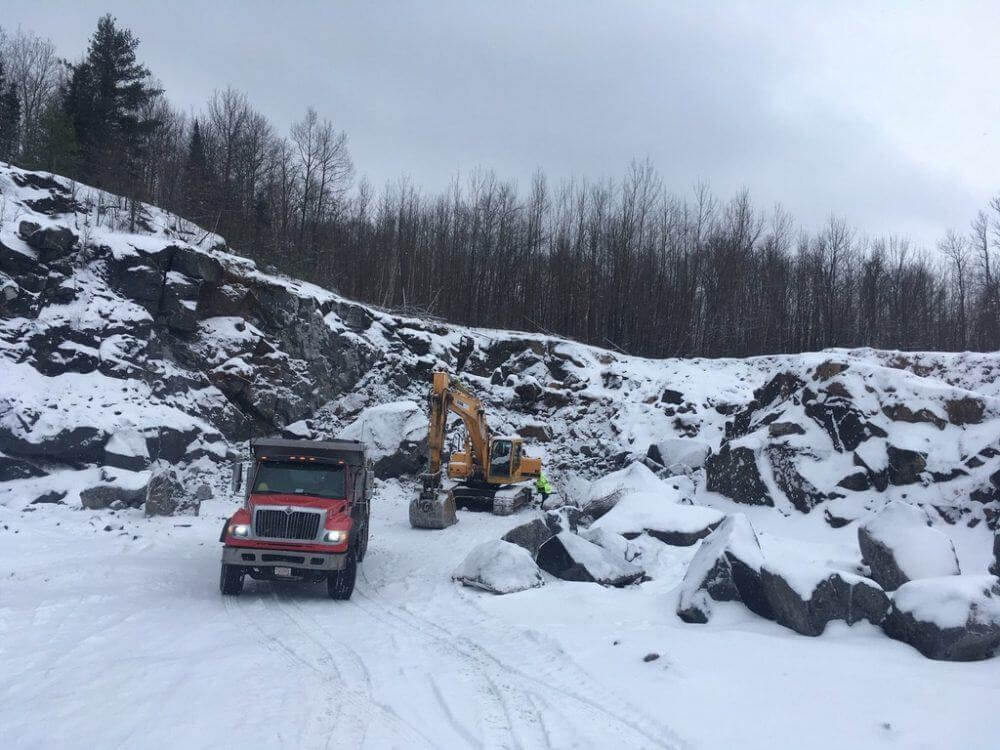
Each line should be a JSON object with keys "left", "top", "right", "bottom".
{"left": 592, "top": 495, "right": 724, "bottom": 537}
{"left": 105, "top": 429, "right": 149, "bottom": 459}
{"left": 550, "top": 530, "right": 645, "bottom": 582}
{"left": 863, "top": 501, "right": 961, "bottom": 581}
{"left": 452, "top": 539, "right": 544, "bottom": 594}
{"left": 890, "top": 575, "right": 1000, "bottom": 629}
{"left": 338, "top": 400, "right": 426, "bottom": 460}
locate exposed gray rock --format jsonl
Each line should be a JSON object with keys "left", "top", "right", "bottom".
{"left": 760, "top": 567, "right": 889, "bottom": 636}
{"left": 536, "top": 531, "right": 645, "bottom": 587}
{"left": 705, "top": 445, "right": 772, "bottom": 506}
{"left": 676, "top": 514, "right": 772, "bottom": 624}
{"left": 81, "top": 483, "right": 148, "bottom": 510}
{"left": 502, "top": 518, "right": 555, "bottom": 559}
{"left": 858, "top": 501, "right": 960, "bottom": 591}
{"left": 0, "top": 452, "right": 46, "bottom": 481}
{"left": 887, "top": 445, "right": 927, "bottom": 486}
{"left": 32, "top": 490, "right": 66, "bottom": 505}
{"left": 145, "top": 468, "right": 198, "bottom": 516}
{"left": 883, "top": 575, "right": 1000, "bottom": 661}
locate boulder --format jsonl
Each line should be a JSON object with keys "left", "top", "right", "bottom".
{"left": 514, "top": 378, "right": 543, "bottom": 403}
{"left": 705, "top": 445, "right": 773, "bottom": 506}
{"left": 887, "top": 445, "right": 927, "bottom": 486}
{"left": 144, "top": 468, "right": 198, "bottom": 516}
{"left": 20, "top": 222, "right": 78, "bottom": 262}
{"left": 0, "top": 452, "right": 46, "bottom": 482}
{"left": 103, "top": 429, "right": 151, "bottom": 472}
{"left": 578, "top": 526, "right": 642, "bottom": 563}
{"left": 501, "top": 517, "right": 556, "bottom": 558}
{"left": 883, "top": 575, "right": 1000, "bottom": 661}
{"left": 591, "top": 491, "right": 723, "bottom": 546}
{"left": 767, "top": 445, "right": 831, "bottom": 512}
{"left": 645, "top": 438, "right": 711, "bottom": 473}
{"left": 339, "top": 401, "right": 427, "bottom": 479}
{"left": 518, "top": 423, "right": 553, "bottom": 442}
{"left": 536, "top": 531, "right": 645, "bottom": 587}
{"left": 676, "top": 514, "right": 772, "bottom": 624}
{"left": 581, "top": 461, "right": 668, "bottom": 519}
{"left": 858, "top": 501, "right": 960, "bottom": 591}
{"left": 81, "top": 483, "right": 148, "bottom": 510}
{"left": 32, "top": 490, "right": 66, "bottom": 505}
{"left": 452, "top": 540, "right": 544, "bottom": 594}
{"left": 760, "top": 565, "right": 889, "bottom": 636}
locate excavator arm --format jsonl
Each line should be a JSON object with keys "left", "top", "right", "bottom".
{"left": 426, "top": 371, "right": 491, "bottom": 480}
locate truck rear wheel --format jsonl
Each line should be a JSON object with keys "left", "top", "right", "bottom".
{"left": 220, "top": 562, "right": 244, "bottom": 596}
{"left": 327, "top": 547, "right": 357, "bottom": 600}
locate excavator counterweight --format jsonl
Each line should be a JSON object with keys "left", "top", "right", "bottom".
{"left": 409, "top": 371, "right": 543, "bottom": 529}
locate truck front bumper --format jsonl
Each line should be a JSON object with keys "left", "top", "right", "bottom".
{"left": 222, "top": 545, "right": 348, "bottom": 571}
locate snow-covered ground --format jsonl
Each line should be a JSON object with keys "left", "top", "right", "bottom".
{"left": 3, "top": 479, "right": 997, "bottom": 750}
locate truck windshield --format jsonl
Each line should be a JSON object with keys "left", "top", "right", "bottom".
{"left": 252, "top": 462, "right": 346, "bottom": 499}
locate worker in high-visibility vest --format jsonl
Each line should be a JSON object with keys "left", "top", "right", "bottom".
{"left": 535, "top": 472, "right": 553, "bottom": 503}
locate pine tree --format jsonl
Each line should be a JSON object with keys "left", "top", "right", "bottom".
{"left": 63, "top": 14, "right": 162, "bottom": 188}
{"left": 182, "top": 118, "right": 212, "bottom": 224}
{"left": 0, "top": 59, "right": 21, "bottom": 162}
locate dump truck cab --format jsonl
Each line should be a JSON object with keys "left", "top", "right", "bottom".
{"left": 220, "top": 438, "right": 374, "bottom": 600}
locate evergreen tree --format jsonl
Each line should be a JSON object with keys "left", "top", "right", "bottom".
{"left": 0, "top": 59, "right": 21, "bottom": 162}
{"left": 182, "top": 118, "right": 212, "bottom": 222}
{"left": 62, "top": 14, "right": 162, "bottom": 188}
{"left": 30, "top": 97, "right": 79, "bottom": 174}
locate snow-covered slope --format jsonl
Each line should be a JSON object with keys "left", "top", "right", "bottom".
{"left": 3, "top": 164, "right": 1000, "bottom": 749}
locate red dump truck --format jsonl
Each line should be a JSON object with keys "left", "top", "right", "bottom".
{"left": 220, "top": 438, "right": 373, "bottom": 599}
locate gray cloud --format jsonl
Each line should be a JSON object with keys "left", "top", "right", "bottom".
{"left": 6, "top": 0, "right": 997, "bottom": 246}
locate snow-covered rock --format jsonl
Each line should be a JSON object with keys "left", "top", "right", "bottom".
{"left": 646, "top": 438, "right": 711, "bottom": 473}
{"left": 858, "top": 501, "right": 961, "bottom": 591}
{"left": 452, "top": 540, "right": 544, "bottom": 594}
{"left": 759, "top": 563, "right": 889, "bottom": 637}
{"left": 883, "top": 575, "right": 1000, "bottom": 661}
{"left": 592, "top": 493, "right": 723, "bottom": 546}
{"left": 501, "top": 517, "right": 556, "bottom": 558}
{"left": 676, "top": 514, "right": 771, "bottom": 623}
{"left": 581, "top": 462, "right": 666, "bottom": 518}
{"left": 339, "top": 401, "right": 427, "bottom": 478}
{"left": 144, "top": 466, "right": 198, "bottom": 517}
{"left": 578, "top": 526, "right": 642, "bottom": 563}
{"left": 536, "top": 531, "right": 645, "bottom": 587}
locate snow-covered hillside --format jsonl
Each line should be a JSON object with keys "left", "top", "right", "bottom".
{"left": 2, "top": 163, "right": 1000, "bottom": 749}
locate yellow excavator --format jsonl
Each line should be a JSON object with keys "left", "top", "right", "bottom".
{"left": 409, "top": 371, "right": 543, "bottom": 528}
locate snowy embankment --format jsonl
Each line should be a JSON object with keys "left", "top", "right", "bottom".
{"left": 3, "top": 163, "right": 1000, "bottom": 749}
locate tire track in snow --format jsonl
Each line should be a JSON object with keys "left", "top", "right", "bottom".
{"left": 286, "top": 590, "right": 535, "bottom": 750}
{"left": 355, "top": 570, "right": 686, "bottom": 750}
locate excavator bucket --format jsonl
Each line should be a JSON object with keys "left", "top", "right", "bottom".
{"left": 410, "top": 473, "right": 457, "bottom": 529}
{"left": 409, "top": 489, "right": 457, "bottom": 529}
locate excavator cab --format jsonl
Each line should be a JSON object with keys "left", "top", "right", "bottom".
{"left": 488, "top": 437, "right": 526, "bottom": 481}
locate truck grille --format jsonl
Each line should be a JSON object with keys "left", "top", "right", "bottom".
{"left": 254, "top": 508, "right": 322, "bottom": 540}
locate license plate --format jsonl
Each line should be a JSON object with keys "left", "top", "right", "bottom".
{"left": 274, "top": 566, "right": 292, "bottom": 577}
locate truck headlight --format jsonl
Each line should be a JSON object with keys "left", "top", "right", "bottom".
{"left": 229, "top": 523, "right": 250, "bottom": 537}
{"left": 323, "top": 530, "right": 347, "bottom": 544}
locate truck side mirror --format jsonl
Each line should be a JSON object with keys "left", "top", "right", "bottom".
{"left": 231, "top": 462, "right": 243, "bottom": 495}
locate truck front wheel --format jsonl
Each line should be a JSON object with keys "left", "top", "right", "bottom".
{"left": 220, "top": 562, "right": 245, "bottom": 596}
{"left": 327, "top": 548, "right": 357, "bottom": 600}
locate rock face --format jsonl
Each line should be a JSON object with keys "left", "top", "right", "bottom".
{"left": 452, "top": 540, "right": 544, "bottom": 594}
{"left": 759, "top": 567, "right": 889, "bottom": 637}
{"left": 858, "top": 501, "right": 961, "bottom": 591}
{"left": 677, "top": 514, "right": 772, "bottom": 624}
{"left": 536, "top": 531, "right": 645, "bottom": 587}
{"left": 705, "top": 446, "right": 772, "bottom": 506}
{"left": 882, "top": 575, "right": 1000, "bottom": 661}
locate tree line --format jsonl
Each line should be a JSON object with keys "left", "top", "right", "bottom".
{"left": 1, "top": 17, "right": 997, "bottom": 358}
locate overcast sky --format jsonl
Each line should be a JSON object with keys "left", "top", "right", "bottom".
{"left": 6, "top": 1, "right": 999, "bottom": 246}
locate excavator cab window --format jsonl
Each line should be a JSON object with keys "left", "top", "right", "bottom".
{"left": 489, "top": 439, "right": 513, "bottom": 479}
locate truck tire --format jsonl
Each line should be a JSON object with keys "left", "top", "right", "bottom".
{"left": 327, "top": 547, "right": 357, "bottom": 600}
{"left": 220, "top": 562, "right": 244, "bottom": 596}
